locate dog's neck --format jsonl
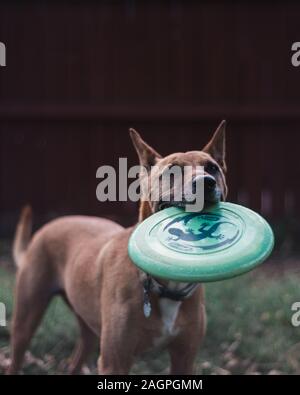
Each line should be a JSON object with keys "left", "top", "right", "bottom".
{"left": 138, "top": 199, "right": 200, "bottom": 317}
{"left": 138, "top": 200, "right": 153, "bottom": 222}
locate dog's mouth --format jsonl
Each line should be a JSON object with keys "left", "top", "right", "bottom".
{"left": 157, "top": 200, "right": 186, "bottom": 211}
{"left": 157, "top": 193, "right": 221, "bottom": 212}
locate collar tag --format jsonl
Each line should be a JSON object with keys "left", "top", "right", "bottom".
{"left": 143, "top": 288, "right": 152, "bottom": 318}
{"left": 143, "top": 300, "right": 152, "bottom": 318}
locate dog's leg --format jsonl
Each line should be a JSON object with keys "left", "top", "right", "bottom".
{"left": 7, "top": 262, "right": 55, "bottom": 375}
{"left": 98, "top": 330, "right": 136, "bottom": 374}
{"left": 68, "top": 315, "right": 97, "bottom": 375}
{"left": 97, "top": 344, "right": 134, "bottom": 375}
{"left": 168, "top": 307, "right": 206, "bottom": 375}
{"left": 169, "top": 290, "right": 206, "bottom": 375}
{"left": 168, "top": 332, "right": 202, "bottom": 375}
{"left": 7, "top": 292, "right": 50, "bottom": 375}
{"left": 97, "top": 305, "right": 138, "bottom": 375}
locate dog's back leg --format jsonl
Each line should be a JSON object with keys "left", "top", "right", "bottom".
{"left": 7, "top": 252, "right": 57, "bottom": 375}
{"left": 68, "top": 315, "right": 97, "bottom": 375}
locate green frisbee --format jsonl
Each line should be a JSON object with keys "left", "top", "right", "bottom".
{"left": 128, "top": 202, "right": 274, "bottom": 282}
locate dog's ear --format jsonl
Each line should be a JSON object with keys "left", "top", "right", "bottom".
{"left": 129, "top": 128, "right": 162, "bottom": 170}
{"left": 203, "top": 120, "right": 226, "bottom": 171}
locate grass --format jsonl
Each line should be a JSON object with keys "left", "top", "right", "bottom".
{"left": 201, "top": 269, "right": 300, "bottom": 374}
{"left": 0, "top": 264, "right": 300, "bottom": 374}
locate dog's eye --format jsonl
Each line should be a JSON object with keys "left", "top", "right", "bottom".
{"left": 205, "top": 162, "right": 219, "bottom": 174}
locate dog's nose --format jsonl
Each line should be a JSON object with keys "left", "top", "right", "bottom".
{"left": 192, "top": 175, "right": 216, "bottom": 194}
{"left": 204, "top": 175, "right": 216, "bottom": 190}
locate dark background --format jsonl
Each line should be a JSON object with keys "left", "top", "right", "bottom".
{"left": 0, "top": 1, "right": 300, "bottom": 239}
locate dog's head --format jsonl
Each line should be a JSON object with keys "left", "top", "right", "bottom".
{"left": 130, "top": 121, "right": 228, "bottom": 221}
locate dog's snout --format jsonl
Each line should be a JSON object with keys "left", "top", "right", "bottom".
{"left": 192, "top": 175, "right": 216, "bottom": 193}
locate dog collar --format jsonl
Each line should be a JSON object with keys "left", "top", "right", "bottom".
{"left": 142, "top": 274, "right": 199, "bottom": 318}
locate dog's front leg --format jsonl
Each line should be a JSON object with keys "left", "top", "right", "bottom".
{"left": 168, "top": 300, "right": 206, "bottom": 376}
{"left": 168, "top": 328, "right": 203, "bottom": 375}
{"left": 98, "top": 305, "right": 139, "bottom": 375}
{"left": 169, "top": 336, "right": 200, "bottom": 375}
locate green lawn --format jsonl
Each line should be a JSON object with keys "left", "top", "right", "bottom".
{"left": 0, "top": 264, "right": 300, "bottom": 375}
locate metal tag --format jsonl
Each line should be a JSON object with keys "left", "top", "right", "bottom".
{"left": 143, "top": 289, "right": 152, "bottom": 318}
{"left": 143, "top": 301, "right": 152, "bottom": 318}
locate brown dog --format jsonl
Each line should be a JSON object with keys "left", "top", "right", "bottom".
{"left": 8, "top": 121, "right": 227, "bottom": 375}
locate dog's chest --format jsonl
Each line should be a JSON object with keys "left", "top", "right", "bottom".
{"left": 153, "top": 299, "right": 181, "bottom": 348}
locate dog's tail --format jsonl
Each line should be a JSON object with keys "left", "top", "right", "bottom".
{"left": 13, "top": 205, "right": 32, "bottom": 267}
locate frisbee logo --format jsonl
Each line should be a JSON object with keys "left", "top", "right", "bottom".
{"left": 161, "top": 212, "right": 241, "bottom": 254}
